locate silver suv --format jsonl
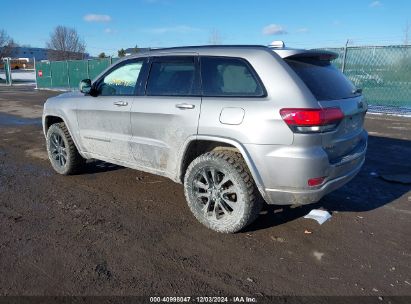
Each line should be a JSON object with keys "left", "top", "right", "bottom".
{"left": 42, "top": 45, "right": 367, "bottom": 233}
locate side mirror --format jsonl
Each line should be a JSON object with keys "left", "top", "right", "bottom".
{"left": 79, "top": 79, "right": 92, "bottom": 94}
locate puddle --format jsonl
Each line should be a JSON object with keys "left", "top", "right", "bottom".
{"left": 0, "top": 112, "right": 41, "bottom": 126}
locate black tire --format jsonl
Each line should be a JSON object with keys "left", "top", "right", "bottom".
{"left": 46, "top": 122, "right": 85, "bottom": 175}
{"left": 184, "top": 150, "right": 262, "bottom": 233}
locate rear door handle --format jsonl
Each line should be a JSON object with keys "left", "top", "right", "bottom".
{"left": 113, "top": 101, "right": 128, "bottom": 106}
{"left": 175, "top": 103, "right": 195, "bottom": 110}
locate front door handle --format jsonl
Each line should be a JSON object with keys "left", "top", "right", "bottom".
{"left": 113, "top": 101, "right": 128, "bottom": 106}
{"left": 176, "top": 103, "right": 195, "bottom": 110}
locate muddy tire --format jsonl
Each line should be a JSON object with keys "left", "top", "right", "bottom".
{"left": 46, "top": 122, "right": 85, "bottom": 175}
{"left": 184, "top": 150, "right": 262, "bottom": 233}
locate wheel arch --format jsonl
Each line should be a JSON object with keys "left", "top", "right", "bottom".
{"left": 44, "top": 115, "right": 64, "bottom": 134}
{"left": 178, "top": 135, "right": 266, "bottom": 200}
{"left": 43, "top": 114, "right": 85, "bottom": 158}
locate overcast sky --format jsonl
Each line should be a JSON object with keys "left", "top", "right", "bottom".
{"left": 2, "top": 0, "right": 410, "bottom": 56}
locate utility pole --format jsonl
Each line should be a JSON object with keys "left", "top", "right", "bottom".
{"left": 209, "top": 29, "right": 222, "bottom": 45}
{"left": 341, "top": 39, "right": 350, "bottom": 73}
{"left": 404, "top": 21, "right": 410, "bottom": 45}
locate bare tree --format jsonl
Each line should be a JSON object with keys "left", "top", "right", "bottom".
{"left": 0, "top": 29, "right": 17, "bottom": 59}
{"left": 208, "top": 29, "right": 222, "bottom": 45}
{"left": 404, "top": 21, "right": 410, "bottom": 45}
{"left": 46, "top": 26, "right": 86, "bottom": 60}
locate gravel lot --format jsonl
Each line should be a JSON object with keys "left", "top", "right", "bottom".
{"left": 0, "top": 86, "right": 410, "bottom": 297}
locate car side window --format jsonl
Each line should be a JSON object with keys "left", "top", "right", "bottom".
{"left": 200, "top": 57, "right": 264, "bottom": 97}
{"left": 146, "top": 57, "right": 198, "bottom": 96}
{"left": 97, "top": 60, "right": 144, "bottom": 96}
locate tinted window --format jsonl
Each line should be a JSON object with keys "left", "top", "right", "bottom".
{"left": 146, "top": 58, "right": 196, "bottom": 96}
{"left": 286, "top": 58, "right": 358, "bottom": 101}
{"left": 201, "top": 57, "right": 264, "bottom": 97}
{"left": 98, "top": 61, "right": 143, "bottom": 96}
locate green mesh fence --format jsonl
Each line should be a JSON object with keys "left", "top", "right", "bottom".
{"left": 50, "top": 61, "right": 69, "bottom": 88}
{"left": 35, "top": 57, "right": 118, "bottom": 90}
{"left": 35, "top": 61, "right": 52, "bottom": 88}
{"left": 67, "top": 60, "right": 88, "bottom": 88}
{"left": 35, "top": 47, "right": 411, "bottom": 115}
{"left": 320, "top": 45, "right": 411, "bottom": 115}
{"left": 88, "top": 58, "right": 111, "bottom": 80}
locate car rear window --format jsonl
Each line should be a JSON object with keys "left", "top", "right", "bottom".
{"left": 200, "top": 57, "right": 264, "bottom": 97}
{"left": 286, "top": 58, "right": 359, "bottom": 101}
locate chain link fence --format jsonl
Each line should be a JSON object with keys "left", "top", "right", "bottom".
{"left": 321, "top": 45, "right": 411, "bottom": 116}
{"left": 34, "top": 45, "right": 411, "bottom": 115}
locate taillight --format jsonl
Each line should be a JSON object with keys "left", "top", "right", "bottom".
{"left": 280, "top": 107, "right": 344, "bottom": 133}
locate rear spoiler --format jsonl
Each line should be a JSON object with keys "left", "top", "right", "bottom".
{"left": 271, "top": 48, "right": 338, "bottom": 61}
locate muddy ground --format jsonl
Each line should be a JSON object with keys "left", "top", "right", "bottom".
{"left": 0, "top": 86, "right": 410, "bottom": 297}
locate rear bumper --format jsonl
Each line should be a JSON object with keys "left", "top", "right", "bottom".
{"left": 244, "top": 130, "right": 367, "bottom": 205}
{"left": 264, "top": 156, "right": 364, "bottom": 205}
